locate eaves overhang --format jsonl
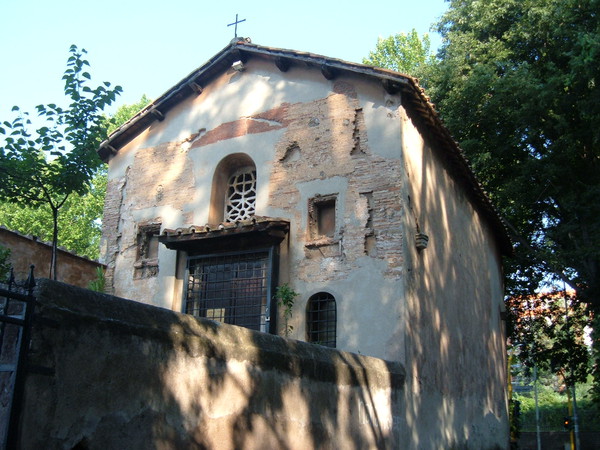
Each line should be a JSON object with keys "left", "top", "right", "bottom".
{"left": 97, "top": 38, "right": 417, "bottom": 162}
{"left": 100, "top": 38, "right": 513, "bottom": 256}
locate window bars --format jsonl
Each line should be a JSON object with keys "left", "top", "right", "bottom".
{"left": 307, "top": 292, "right": 336, "bottom": 348}
{"left": 185, "top": 251, "right": 271, "bottom": 332}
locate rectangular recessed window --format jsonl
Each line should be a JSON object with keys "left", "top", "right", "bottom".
{"left": 135, "top": 222, "right": 161, "bottom": 278}
{"left": 138, "top": 229, "right": 160, "bottom": 260}
{"left": 317, "top": 199, "right": 336, "bottom": 237}
{"left": 309, "top": 195, "right": 337, "bottom": 240}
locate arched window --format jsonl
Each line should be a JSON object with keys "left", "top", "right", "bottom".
{"left": 306, "top": 292, "right": 337, "bottom": 348}
{"left": 209, "top": 153, "right": 256, "bottom": 224}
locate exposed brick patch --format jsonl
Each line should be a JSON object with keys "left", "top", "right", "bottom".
{"left": 128, "top": 142, "right": 196, "bottom": 210}
{"left": 351, "top": 108, "right": 367, "bottom": 156}
{"left": 253, "top": 103, "right": 291, "bottom": 123}
{"left": 268, "top": 91, "right": 405, "bottom": 282}
{"left": 191, "top": 104, "right": 292, "bottom": 149}
{"left": 101, "top": 176, "right": 127, "bottom": 294}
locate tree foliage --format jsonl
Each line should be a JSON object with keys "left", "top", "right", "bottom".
{"left": 0, "top": 95, "right": 151, "bottom": 262}
{"left": 105, "top": 94, "right": 151, "bottom": 136}
{"left": 426, "top": 0, "right": 600, "bottom": 396}
{"left": 507, "top": 291, "right": 590, "bottom": 385}
{"left": 0, "top": 45, "right": 122, "bottom": 278}
{"left": 365, "top": 0, "right": 600, "bottom": 395}
{"left": 0, "top": 170, "right": 106, "bottom": 260}
{"left": 363, "top": 29, "right": 433, "bottom": 78}
{"left": 514, "top": 380, "right": 600, "bottom": 431}
{"left": 429, "top": 0, "right": 600, "bottom": 308}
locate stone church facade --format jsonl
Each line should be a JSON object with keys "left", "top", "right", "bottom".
{"left": 99, "top": 39, "right": 511, "bottom": 448}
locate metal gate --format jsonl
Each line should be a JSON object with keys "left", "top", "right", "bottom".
{"left": 0, "top": 266, "right": 35, "bottom": 450}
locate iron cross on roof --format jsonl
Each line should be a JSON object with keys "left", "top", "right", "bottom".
{"left": 227, "top": 14, "right": 246, "bottom": 38}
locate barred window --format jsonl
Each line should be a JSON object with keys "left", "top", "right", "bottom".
{"left": 185, "top": 250, "right": 272, "bottom": 332}
{"left": 225, "top": 168, "right": 256, "bottom": 222}
{"left": 306, "top": 292, "right": 337, "bottom": 347}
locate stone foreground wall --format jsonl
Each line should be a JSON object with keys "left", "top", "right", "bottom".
{"left": 18, "top": 280, "right": 405, "bottom": 449}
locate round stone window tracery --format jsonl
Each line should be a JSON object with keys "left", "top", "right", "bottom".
{"left": 225, "top": 168, "right": 256, "bottom": 222}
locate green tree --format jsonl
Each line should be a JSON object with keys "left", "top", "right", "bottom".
{"left": 0, "top": 95, "right": 151, "bottom": 262}
{"left": 507, "top": 291, "right": 591, "bottom": 386}
{"left": 0, "top": 45, "right": 122, "bottom": 279}
{"left": 430, "top": 0, "right": 600, "bottom": 305}
{"left": 105, "top": 94, "right": 151, "bottom": 135}
{"left": 363, "top": 29, "right": 433, "bottom": 78}
{"left": 425, "top": 0, "right": 599, "bottom": 390}
{"left": 0, "top": 170, "right": 106, "bottom": 260}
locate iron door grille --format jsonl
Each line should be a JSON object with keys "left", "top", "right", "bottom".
{"left": 185, "top": 250, "right": 272, "bottom": 332}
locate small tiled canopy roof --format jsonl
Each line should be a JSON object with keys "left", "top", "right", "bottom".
{"left": 99, "top": 38, "right": 512, "bottom": 255}
{"left": 159, "top": 217, "right": 290, "bottom": 253}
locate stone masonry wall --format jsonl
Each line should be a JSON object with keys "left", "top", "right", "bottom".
{"left": 267, "top": 82, "right": 405, "bottom": 282}
{"left": 18, "top": 279, "right": 405, "bottom": 449}
{"left": 0, "top": 228, "right": 103, "bottom": 288}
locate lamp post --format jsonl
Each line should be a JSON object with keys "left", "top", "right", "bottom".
{"left": 563, "top": 287, "right": 580, "bottom": 450}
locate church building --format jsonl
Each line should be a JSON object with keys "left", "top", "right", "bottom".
{"left": 98, "top": 38, "right": 511, "bottom": 447}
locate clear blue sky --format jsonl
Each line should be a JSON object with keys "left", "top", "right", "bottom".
{"left": 0, "top": 0, "right": 448, "bottom": 120}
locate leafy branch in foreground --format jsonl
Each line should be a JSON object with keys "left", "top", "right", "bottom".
{"left": 275, "top": 283, "right": 299, "bottom": 337}
{"left": 0, "top": 45, "right": 122, "bottom": 279}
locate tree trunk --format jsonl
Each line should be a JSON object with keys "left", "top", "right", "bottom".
{"left": 50, "top": 207, "right": 58, "bottom": 280}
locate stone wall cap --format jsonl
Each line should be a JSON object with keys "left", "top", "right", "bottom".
{"left": 34, "top": 278, "right": 406, "bottom": 389}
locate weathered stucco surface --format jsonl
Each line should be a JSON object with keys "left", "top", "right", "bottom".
{"left": 399, "top": 104, "right": 508, "bottom": 448}
{"left": 99, "top": 54, "right": 509, "bottom": 448}
{"left": 20, "top": 280, "right": 405, "bottom": 449}
{"left": 101, "top": 61, "right": 409, "bottom": 362}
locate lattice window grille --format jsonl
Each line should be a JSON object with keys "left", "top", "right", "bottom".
{"left": 225, "top": 169, "right": 256, "bottom": 222}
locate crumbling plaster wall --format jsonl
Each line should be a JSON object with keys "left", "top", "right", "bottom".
{"left": 398, "top": 105, "right": 509, "bottom": 448}
{"left": 101, "top": 58, "right": 409, "bottom": 362}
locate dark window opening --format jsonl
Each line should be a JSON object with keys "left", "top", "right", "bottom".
{"left": 185, "top": 250, "right": 273, "bottom": 332}
{"left": 135, "top": 223, "right": 161, "bottom": 278}
{"left": 138, "top": 230, "right": 159, "bottom": 260}
{"left": 306, "top": 292, "right": 337, "bottom": 347}
{"left": 309, "top": 195, "right": 337, "bottom": 240}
